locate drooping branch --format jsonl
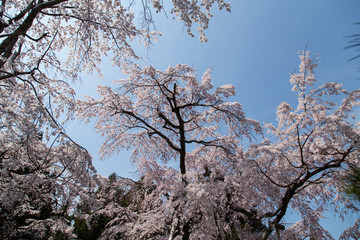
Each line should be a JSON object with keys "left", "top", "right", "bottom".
{"left": 259, "top": 145, "right": 355, "bottom": 239}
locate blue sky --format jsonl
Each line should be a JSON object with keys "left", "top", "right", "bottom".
{"left": 69, "top": 0, "right": 360, "bottom": 177}
{"left": 67, "top": 1, "right": 360, "bottom": 237}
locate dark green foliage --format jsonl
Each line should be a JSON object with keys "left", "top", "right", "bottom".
{"left": 343, "top": 166, "right": 360, "bottom": 202}
{"left": 73, "top": 218, "right": 92, "bottom": 240}
{"left": 53, "top": 230, "right": 71, "bottom": 240}
{"left": 73, "top": 215, "right": 111, "bottom": 240}
{"left": 345, "top": 23, "right": 360, "bottom": 62}
{"left": 108, "top": 172, "right": 119, "bottom": 183}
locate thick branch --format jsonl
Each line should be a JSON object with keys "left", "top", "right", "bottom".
{"left": 260, "top": 146, "right": 354, "bottom": 239}
{"left": 117, "top": 108, "right": 180, "bottom": 153}
{"left": 0, "top": 0, "right": 67, "bottom": 68}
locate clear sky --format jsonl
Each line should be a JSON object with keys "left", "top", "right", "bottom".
{"left": 69, "top": 0, "right": 360, "bottom": 177}
{"left": 66, "top": 1, "right": 360, "bottom": 238}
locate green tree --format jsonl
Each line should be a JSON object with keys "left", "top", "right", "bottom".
{"left": 343, "top": 167, "right": 360, "bottom": 202}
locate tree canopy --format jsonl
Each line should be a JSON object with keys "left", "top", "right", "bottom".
{"left": 78, "top": 52, "right": 360, "bottom": 239}
{"left": 0, "top": 0, "right": 230, "bottom": 238}
{"left": 0, "top": 0, "right": 359, "bottom": 239}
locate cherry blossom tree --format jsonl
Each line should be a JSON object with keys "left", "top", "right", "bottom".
{"left": 2, "top": 1, "right": 358, "bottom": 239}
{"left": 78, "top": 51, "right": 359, "bottom": 239}
{"left": 0, "top": 75, "right": 96, "bottom": 238}
{"left": 242, "top": 51, "right": 360, "bottom": 239}
{"left": 77, "top": 64, "right": 261, "bottom": 239}
{"left": 0, "top": 0, "right": 231, "bottom": 238}
{"left": 0, "top": 0, "right": 230, "bottom": 83}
